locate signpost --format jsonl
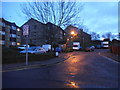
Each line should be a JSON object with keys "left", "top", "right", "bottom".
{"left": 23, "top": 25, "right": 29, "bottom": 65}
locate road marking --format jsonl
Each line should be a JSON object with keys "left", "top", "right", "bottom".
{"left": 98, "top": 53, "right": 119, "bottom": 64}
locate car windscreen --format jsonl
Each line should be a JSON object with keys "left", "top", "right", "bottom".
{"left": 28, "top": 47, "right": 36, "bottom": 50}
{"left": 73, "top": 45, "right": 78, "bottom": 47}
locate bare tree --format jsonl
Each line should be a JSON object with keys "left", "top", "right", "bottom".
{"left": 90, "top": 32, "right": 100, "bottom": 40}
{"left": 20, "top": 1, "right": 83, "bottom": 28}
{"left": 102, "top": 32, "right": 117, "bottom": 40}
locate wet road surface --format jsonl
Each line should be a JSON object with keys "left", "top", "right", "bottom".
{"left": 3, "top": 49, "right": 119, "bottom": 88}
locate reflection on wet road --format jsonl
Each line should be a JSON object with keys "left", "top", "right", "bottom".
{"left": 3, "top": 50, "right": 119, "bottom": 88}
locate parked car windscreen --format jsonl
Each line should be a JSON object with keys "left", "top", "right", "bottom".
{"left": 28, "top": 47, "right": 36, "bottom": 50}
{"left": 73, "top": 45, "right": 78, "bottom": 47}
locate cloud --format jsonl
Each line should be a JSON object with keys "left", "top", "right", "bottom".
{"left": 80, "top": 2, "right": 118, "bottom": 34}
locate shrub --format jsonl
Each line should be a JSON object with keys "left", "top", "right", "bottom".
{"left": 64, "top": 48, "right": 73, "bottom": 53}
{"left": 2, "top": 46, "right": 56, "bottom": 64}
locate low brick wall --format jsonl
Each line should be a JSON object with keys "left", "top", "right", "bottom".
{"left": 110, "top": 46, "right": 120, "bottom": 55}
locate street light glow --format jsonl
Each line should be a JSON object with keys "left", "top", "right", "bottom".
{"left": 67, "top": 39, "right": 69, "bottom": 41}
{"left": 71, "top": 31, "right": 75, "bottom": 35}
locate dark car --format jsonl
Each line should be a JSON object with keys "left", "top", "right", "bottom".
{"left": 55, "top": 47, "right": 62, "bottom": 53}
{"left": 85, "top": 46, "right": 95, "bottom": 52}
{"left": 95, "top": 45, "right": 101, "bottom": 49}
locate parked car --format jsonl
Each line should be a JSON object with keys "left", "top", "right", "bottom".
{"left": 85, "top": 46, "right": 95, "bottom": 52}
{"left": 20, "top": 46, "right": 46, "bottom": 54}
{"left": 91, "top": 46, "right": 95, "bottom": 50}
{"left": 73, "top": 42, "right": 82, "bottom": 50}
{"left": 95, "top": 45, "right": 101, "bottom": 49}
{"left": 42, "top": 44, "right": 51, "bottom": 52}
{"left": 18, "top": 44, "right": 30, "bottom": 50}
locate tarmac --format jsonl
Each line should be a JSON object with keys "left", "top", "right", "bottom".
{"left": 1, "top": 50, "right": 120, "bottom": 72}
{"left": 1, "top": 53, "right": 72, "bottom": 72}
{"left": 100, "top": 50, "right": 120, "bottom": 63}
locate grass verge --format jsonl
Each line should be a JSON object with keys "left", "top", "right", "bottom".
{"left": 2, "top": 46, "right": 56, "bottom": 64}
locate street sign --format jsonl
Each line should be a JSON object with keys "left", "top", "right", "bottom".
{"left": 23, "top": 25, "right": 29, "bottom": 36}
{"left": 23, "top": 24, "right": 29, "bottom": 65}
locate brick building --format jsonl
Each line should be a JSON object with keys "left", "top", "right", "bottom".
{"left": 0, "top": 18, "right": 21, "bottom": 47}
{"left": 46, "top": 22, "right": 66, "bottom": 45}
{"left": 21, "top": 18, "right": 66, "bottom": 46}
{"left": 64, "top": 25, "right": 91, "bottom": 48}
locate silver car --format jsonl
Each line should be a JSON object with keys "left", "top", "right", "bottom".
{"left": 20, "top": 46, "right": 46, "bottom": 54}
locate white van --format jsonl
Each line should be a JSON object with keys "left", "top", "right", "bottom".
{"left": 73, "top": 42, "right": 82, "bottom": 50}
{"left": 42, "top": 44, "right": 51, "bottom": 52}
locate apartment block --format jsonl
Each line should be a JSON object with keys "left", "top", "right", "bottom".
{"left": 0, "top": 18, "right": 21, "bottom": 47}
{"left": 21, "top": 18, "right": 66, "bottom": 46}
{"left": 64, "top": 25, "right": 91, "bottom": 47}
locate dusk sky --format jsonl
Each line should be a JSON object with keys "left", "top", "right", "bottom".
{"left": 1, "top": 2, "right": 118, "bottom": 37}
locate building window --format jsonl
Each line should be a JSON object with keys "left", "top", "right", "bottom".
{"left": 11, "top": 42, "right": 16, "bottom": 46}
{"left": 11, "top": 26, "right": 16, "bottom": 30}
{"left": 0, "top": 31, "right": 5, "bottom": 35}
{"left": 60, "top": 31, "right": 62, "bottom": 34}
{"left": 2, "top": 35, "right": 5, "bottom": 40}
{"left": 17, "top": 43, "right": 20, "bottom": 45}
{"left": 17, "top": 35, "right": 21, "bottom": 38}
{"left": 2, "top": 40, "right": 5, "bottom": 45}
{"left": 10, "top": 29, "right": 16, "bottom": 34}
{"left": 0, "top": 40, "right": 5, "bottom": 45}
{"left": 17, "top": 28, "right": 20, "bottom": 31}
{"left": 0, "top": 22, "right": 2, "bottom": 26}
{"left": 10, "top": 34, "right": 16, "bottom": 38}
{"left": 10, "top": 38, "right": 16, "bottom": 42}
{"left": 2, "top": 27, "right": 5, "bottom": 31}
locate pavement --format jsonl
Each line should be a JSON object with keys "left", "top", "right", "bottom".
{"left": 2, "top": 52, "right": 73, "bottom": 72}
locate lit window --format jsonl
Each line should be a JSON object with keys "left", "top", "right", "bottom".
{"left": 11, "top": 42, "right": 16, "bottom": 46}
{"left": 17, "top": 35, "right": 20, "bottom": 38}
{"left": 17, "top": 43, "right": 20, "bottom": 45}
{"left": 17, "top": 28, "right": 20, "bottom": 31}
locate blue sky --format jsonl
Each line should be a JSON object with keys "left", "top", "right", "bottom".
{"left": 1, "top": 2, "right": 118, "bottom": 36}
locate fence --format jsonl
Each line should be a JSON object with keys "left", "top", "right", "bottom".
{"left": 109, "top": 46, "right": 120, "bottom": 56}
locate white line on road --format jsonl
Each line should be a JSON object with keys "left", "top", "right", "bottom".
{"left": 98, "top": 53, "right": 119, "bottom": 64}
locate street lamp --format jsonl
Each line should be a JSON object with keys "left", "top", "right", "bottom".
{"left": 71, "top": 31, "right": 75, "bottom": 35}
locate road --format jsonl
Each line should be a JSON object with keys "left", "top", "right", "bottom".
{"left": 2, "top": 49, "right": 119, "bottom": 88}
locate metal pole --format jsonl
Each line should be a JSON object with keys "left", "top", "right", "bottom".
{"left": 26, "top": 35, "right": 28, "bottom": 65}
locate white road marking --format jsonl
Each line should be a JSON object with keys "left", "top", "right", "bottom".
{"left": 99, "top": 53, "right": 119, "bottom": 64}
